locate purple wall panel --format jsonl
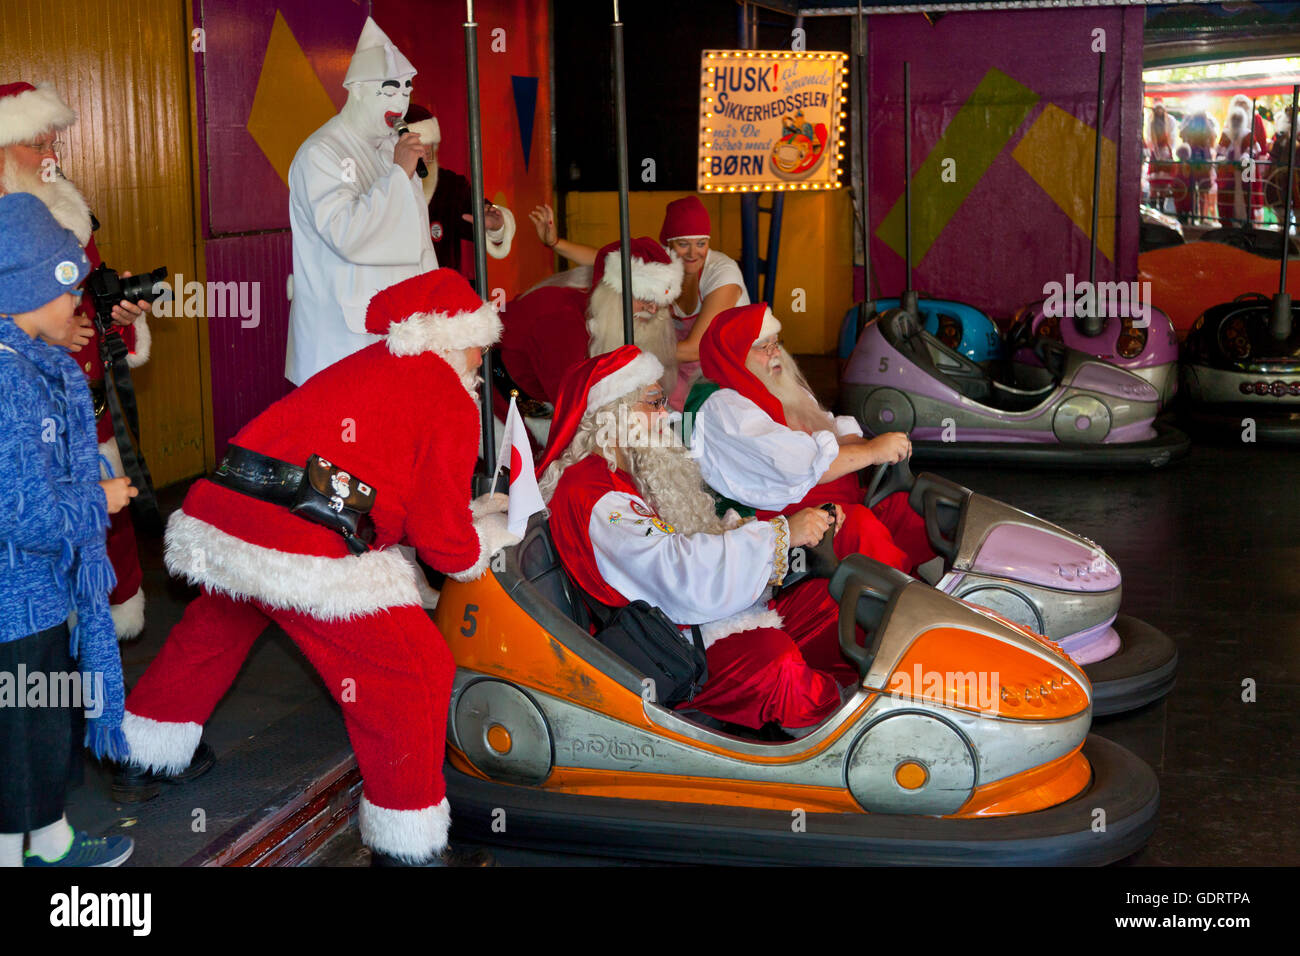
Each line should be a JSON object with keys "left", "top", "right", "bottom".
{"left": 866, "top": 8, "right": 1144, "bottom": 320}
{"left": 197, "top": 0, "right": 368, "bottom": 236}
{"left": 205, "top": 232, "right": 294, "bottom": 459}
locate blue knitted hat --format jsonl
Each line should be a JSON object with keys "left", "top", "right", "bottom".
{"left": 0, "top": 191, "right": 90, "bottom": 314}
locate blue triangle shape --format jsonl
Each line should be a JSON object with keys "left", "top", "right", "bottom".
{"left": 512, "top": 75, "right": 539, "bottom": 171}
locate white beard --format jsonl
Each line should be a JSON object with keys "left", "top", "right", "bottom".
{"left": 748, "top": 348, "right": 835, "bottom": 434}
{"left": 441, "top": 349, "right": 483, "bottom": 403}
{"left": 585, "top": 283, "right": 678, "bottom": 395}
{"left": 0, "top": 159, "right": 93, "bottom": 245}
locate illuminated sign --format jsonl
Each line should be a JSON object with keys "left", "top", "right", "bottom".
{"left": 698, "top": 50, "right": 849, "bottom": 194}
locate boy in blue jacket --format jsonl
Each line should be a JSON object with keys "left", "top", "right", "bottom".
{"left": 0, "top": 192, "right": 137, "bottom": 866}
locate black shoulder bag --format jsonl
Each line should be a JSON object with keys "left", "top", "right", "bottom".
{"left": 585, "top": 597, "right": 708, "bottom": 707}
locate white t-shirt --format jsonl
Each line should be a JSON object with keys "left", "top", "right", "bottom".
{"left": 671, "top": 249, "right": 749, "bottom": 325}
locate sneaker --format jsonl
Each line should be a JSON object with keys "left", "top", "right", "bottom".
{"left": 25, "top": 831, "right": 134, "bottom": 868}
{"left": 112, "top": 742, "right": 217, "bottom": 803}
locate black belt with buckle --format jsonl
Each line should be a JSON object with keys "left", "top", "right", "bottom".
{"left": 210, "top": 445, "right": 304, "bottom": 506}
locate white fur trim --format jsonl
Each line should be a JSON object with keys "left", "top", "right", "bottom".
{"left": 0, "top": 83, "right": 76, "bottom": 148}
{"left": 164, "top": 509, "right": 422, "bottom": 621}
{"left": 586, "top": 351, "right": 665, "bottom": 412}
{"left": 448, "top": 512, "right": 520, "bottom": 582}
{"left": 406, "top": 117, "right": 439, "bottom": 145}
{"left": 486, "top": 205, "right": 515, "bottom": 260}
{"left": 125, "top": 313, "right": 151, "bottom": 368}
{"left": 599, "top": 249, "right": 683, "bottom": 305}
{"left": 359, "top": 795, "right": 450, "bottom": 861}
{"left": 122, "top": 710, "right": 203, "bottom": 775}
{"left": 699, "top": 604, "right": 784, "bottom": 650}
{"left": 759, "top": 308, "right": 781, "bottom": 341}
{"left": 470, "top": 492, "right": 510, "bottom": 520}
{"left": 98, "top": 438, "right": 124, "bottom": 479}
{"left": 385, "top": 302, "right": 502, "bottom": 355}
{"left": 111, "top": 588, "right": 146, "bottom": 641}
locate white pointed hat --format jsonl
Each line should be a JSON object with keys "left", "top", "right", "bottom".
{"left": 343, "top": 17, "right": 416, "bottom": 87}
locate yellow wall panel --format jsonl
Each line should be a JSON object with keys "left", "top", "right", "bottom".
{"left": 0, "top": 0, "right": 205, "bottom": 487}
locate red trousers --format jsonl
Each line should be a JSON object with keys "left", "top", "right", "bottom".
{"left": 759, "top": 474, "right": 936, "bottom": 574}
{"left": 125, "top": 589, "right": 453, "bottom": 815}
{"left": 106, "top": 507, "right": 144, "bottom": 634}
{"left": 677, "top": 581, "right": 856, "bottom": 731}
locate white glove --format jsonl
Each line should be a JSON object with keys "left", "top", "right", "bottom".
{"left": 470, "top": 492, "right": 510, "bottom": 520}
{"left": 450, "top": 511, "right": 522, "bottom": 581}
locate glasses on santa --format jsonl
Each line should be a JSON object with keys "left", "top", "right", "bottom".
{"left": 752, "top": 336, "right": 782, "bottom": 355}
{"left": 21, "top": 139, "right": 63, "bottom": 155}
{"left": 639, "top": 390, "right": 668, "bottom": 411}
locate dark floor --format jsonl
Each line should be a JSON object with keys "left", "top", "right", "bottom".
{"left": 68, "top": 367, "right": 1300, "bottom": 866}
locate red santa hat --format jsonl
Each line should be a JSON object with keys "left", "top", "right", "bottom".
{"left": 699, "top": 303, "right": 786, "bottom": 425}
{"left": 0, "top": 81, "right": 77, "bottom": 148}
{"left": 404, "top": 103, "right": 440, "bottom": 147}
{"left": 536, "top": 344, "right": 665, "bottom": 477}
{"left": 659, "top": 195, "right": 711, "bottom": 245}
{"left": 590, "top": 236, "right": 683, "bottom": 306}
{"left": 365, "top": 268, "right": 501, "bottom": 355}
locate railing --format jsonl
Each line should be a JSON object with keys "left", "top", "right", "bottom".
{"left": 1142, "top": 155, "right": 1298, "bottom": 229}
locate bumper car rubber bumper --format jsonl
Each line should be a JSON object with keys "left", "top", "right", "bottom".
{"left": 908, "top": 419, "right": 1190, "bottom": 470}
{"left": 1084, "top": 614, "right": 1178, "bottom": 717}
{"left": 444, "top": 734, "right": 1158, "bottom": 866}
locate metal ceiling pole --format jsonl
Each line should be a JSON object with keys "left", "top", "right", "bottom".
{"left": 1271, "top": 84, "right": 1298, "bottom": 341}
{"left": 900, "top": 60, "right": 917, "bottom": 317}
{"left": 1082, "top": 49, "right": 1106, "bottom": 337}
{"left": 465, "top": 0, "right": 495, "bottom": 475}
{"left": 612, "top": 0, "right": 634, "bottom": 345}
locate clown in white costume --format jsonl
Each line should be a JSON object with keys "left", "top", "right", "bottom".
{"left": 285, "top": 17, "right": 437, "bottom": 385}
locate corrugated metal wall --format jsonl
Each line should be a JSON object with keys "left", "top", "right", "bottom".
{"left": 1, "top": 0, "right": 207, "bottom": 487}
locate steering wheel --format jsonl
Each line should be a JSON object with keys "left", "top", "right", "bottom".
{"left": 1033, "top": 336, "right": 1070, "bottom": 381}
{"left": 829, "top": 554, "right": 913, "bottom": 678}
{"left": 771, "top": 504, "right": 839, "bottom": 598}
{"left": 865, "top": 457, "right": 916, "bottom": 510}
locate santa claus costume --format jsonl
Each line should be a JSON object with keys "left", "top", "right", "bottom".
{"left": 499, "top": 236, "right": 680, "bottom": 405}
{"left": 120, "top": 269, "right": 519, "bottom": 864}
{"left": 0, "top": 80, "right": 151, "bottom": 640}
{"left": 1144, "top": 99, "right": 1182, "bottom": 213}
{"left": 687, "top": 303, "right": 935, "bottom": 574}
{"left": 284, "top": 17, "right": 438, "bottom": 385}
{"left": 539, "top": 346, "right": 855, "bottom": 731}
{"left": 402, "top": 103, "right": 516, "bottom": 278}
{"left": 1216, "top": 98, "right": 1263, "bottom": 227}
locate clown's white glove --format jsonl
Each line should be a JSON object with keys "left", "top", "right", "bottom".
{"left": 470, "top": 492, "right": 510, "bottom": 519}
{"left": 449, "top": 511, "right": 522, "bottom": 582}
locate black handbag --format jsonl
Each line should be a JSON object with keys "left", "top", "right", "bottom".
{"left": 289, "top": 455, "right": 377, "bottom": 556}
{"left": 586, "top": 598, "right": 708, "bottom": 707}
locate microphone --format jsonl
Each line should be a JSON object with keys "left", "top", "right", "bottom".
{"left": 389, "top": 115, "right": 428, "bottom": 179}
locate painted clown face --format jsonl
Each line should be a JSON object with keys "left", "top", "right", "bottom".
{"left": 344, "top": 77, "right": 414, "bottom": 141}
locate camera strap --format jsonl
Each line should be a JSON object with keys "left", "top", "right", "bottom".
{"left": 98, "top": 330, "right": 163, "bottom": 537}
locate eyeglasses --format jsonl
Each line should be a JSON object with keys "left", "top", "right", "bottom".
{"left": 21, "top": 139, "right": 63, "bottom": 155}
{"left": 751, "top": 337, "right": 782, "bottom": 355}
{"left": 639, "top": 392, "right": 668, "bottom": 411}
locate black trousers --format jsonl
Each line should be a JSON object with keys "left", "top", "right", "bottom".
{"left": 0, "top": 622, "right": 85, "bottom": 832}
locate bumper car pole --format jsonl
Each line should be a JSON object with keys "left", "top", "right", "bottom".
{"left": 612, "top": 0, "right": 634, "bottom": 346}
{"left": 1271, "top": 84, "right": 1298, "bottom": 342}
{"left": 900, "top": 61, "right": 918, "bottom": 318}
{"left": 1081, "top": 49, "right": 1105, "bottom": 339}
{"left": 464, "top": 0, "right": 495, "bottom": 479}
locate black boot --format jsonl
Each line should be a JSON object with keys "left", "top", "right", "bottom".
{"left": 369, "top": 844, "right": 495, "bottom": 867}
{"left": 111, "top": 742, "right": 217, "bottom": 803}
